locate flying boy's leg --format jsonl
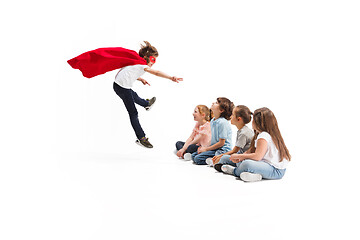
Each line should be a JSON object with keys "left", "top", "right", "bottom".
{"left": 113, "top": 83, "right": 145, "bottom": 139}
{"left": 131, "top": 89, "right": 149, "bottom": 108}
{"left": 192, "top": 150, "right": 217, "bottom": 165}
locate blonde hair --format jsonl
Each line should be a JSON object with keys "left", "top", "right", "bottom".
{"left": 197, "top": 105, "right": 212, "bottom": 121}
{"left": 138, "top": 41, "right": 158, "bottom": 64}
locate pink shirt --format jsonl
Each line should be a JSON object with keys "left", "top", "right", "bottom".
{"left": 192, "top": 122, "right": 211, "bottom": 147}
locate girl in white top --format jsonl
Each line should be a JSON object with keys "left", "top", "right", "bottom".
{"left": 221, "top": 107, "right": 291, "bottom": 182}
{"left": 113, "top": 41, "right": 183, "bottom": 148}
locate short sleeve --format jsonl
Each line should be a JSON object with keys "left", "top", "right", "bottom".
{"left": 198, "top": 122, "right": 210, "bottom": 135}
{"left": 236, "top": 134, "right": 247, "bottom": 148}
{"left": 191, "top": 122, "right": 200, "bottom": 137}
{"left": 139, "top": 65, "right": 148, "bottom": 73}
{"left": 218, "top": 120, "right": 230, "bottom": 139}
{"left": 255, "top": 132, "right": 271, "bottom": 147}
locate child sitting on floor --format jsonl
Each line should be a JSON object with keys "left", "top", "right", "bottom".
{"left": 210, "top": 105, "right": 254, "bottom": 168}
{"left": 191, "top": 97, "right": 233, "bottom": 165}
{"left": 221, "top": 107, "right": 291, "bottom": 182}
{"left": 175, "top": 105, "right": 212, "bottom": 160}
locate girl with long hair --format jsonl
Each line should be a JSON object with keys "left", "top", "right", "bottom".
{"left": 222, "top": 107, "right": 291, "bottom": 182}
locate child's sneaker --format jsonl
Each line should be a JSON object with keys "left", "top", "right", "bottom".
{"left": 214, "top": 164, "right": 223, "bottom": 172}
{"left": 205, "top": 158, "right": 214, "bottom": 166}
{"left": 183, "top": 153, "right": 192, "bottom": 161}
{"left": 135, "top": 137, "right": 153, "bottom": 148}
{"left": 240, "top": 172, "right": 262, "bottom": 182}
{"left": 221, "top": 165, "right": 235, "bottom": 175}
{"left": 145, "top": 97, "right": 156, "bottom": 111}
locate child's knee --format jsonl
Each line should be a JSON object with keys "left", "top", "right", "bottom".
{"left": 175, "top": 141, "right": 183, "bottom": 150}
{"left": 219, "top": 155, "right": 231, "bottom": 164}
{"left": 193, "top": 155, "right": 201, "bottom": 164}
{"left": 129, "top": 111, "right": 139, "bottom": 119}
{"left": 233, "top": 160, "right": 256, "bottom": 177}
{"left": 238, "top": 160, "right": 256, "bottom": 172}
{"left": 193, "top": 154, "right": 206, "bottom": 165}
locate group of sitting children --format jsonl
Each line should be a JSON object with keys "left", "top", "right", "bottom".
{"left": 175, "top": 97, "right": 291, "bottom": 182}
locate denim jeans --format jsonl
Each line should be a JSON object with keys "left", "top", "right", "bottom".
{"left": 113, "top": 82, "right": 149, "bottom": 139}
{"left": 220, "top": 158, "right": 286, "bottom": 180}
{"left": 192, "top": 148, "right": 228, "bottom": 165}
{"left": 175, "top": 141, "right": 199, "bottom": 154}
{"left": 218, "top": 154, "right": 237, "bottom": 167}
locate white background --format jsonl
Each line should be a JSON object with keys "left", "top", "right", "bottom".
{"left": 1, "top": 0, "right": 359, "bottom": 239}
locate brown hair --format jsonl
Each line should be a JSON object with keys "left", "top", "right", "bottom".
{"left": 197, "top": 105, "right": 212, "bottom": 122}
{"left": 139, "top": 41, "right": 159, "bottom": 64}
{"left": 248, "top": 107, "right": 291, "bottom": 161}
{"left": 234, "top": 105, "right": 252, "bottom": 124}
{"left": 217, "top": 97, "right": 234, "bottom": 120}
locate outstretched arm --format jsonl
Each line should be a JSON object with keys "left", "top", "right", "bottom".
{"left": 144, "top": 68, "right": 183, "bottom": 83}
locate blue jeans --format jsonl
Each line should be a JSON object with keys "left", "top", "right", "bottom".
{"left": 218, "top": 154, "right": 236, "bottom": 167}
{"left": 175, "top": 141, "right": 199, "bottom": 154}
{"left": 220, "top": 158, "right": 286, "bottom": 180}
{"left": 192, "top": 149, "right": 228, "bottom": 165}
{"left": 113, "top": 82, "right": 149, "bottom": 139}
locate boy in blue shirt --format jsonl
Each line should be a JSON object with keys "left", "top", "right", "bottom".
{"left": 192, "top": 97, "right": 234, "bottom": 165}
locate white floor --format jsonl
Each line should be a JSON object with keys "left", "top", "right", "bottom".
{"left": 1, "top": 135, "right": 357, "bottom": 240}
{"left": 1, "top": 1, "right": 360, "bottom": 239}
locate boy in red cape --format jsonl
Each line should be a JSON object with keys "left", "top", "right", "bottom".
{"left": 68, "top": 41, "right": 183, "bottom": 148}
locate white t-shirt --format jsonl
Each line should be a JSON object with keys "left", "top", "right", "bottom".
{"left": 255, "top": 132, "right": 289, "bottom": 169}
{"left": 114, "top": 64, "right": 148, "bottom": 89}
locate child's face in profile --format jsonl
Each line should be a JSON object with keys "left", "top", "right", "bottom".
{"left": 147, "top": 56, "right": 157, "bottom": 67}
{"left": 211, "top": 101, "right": 222, "bottom": 117}
{"left": 230, "top": 108, "right": 241, "bottom": 125}
{"left": 193, "top": 107, "right": 203, "bottom": 122}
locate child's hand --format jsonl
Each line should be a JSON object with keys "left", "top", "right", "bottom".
{"left": 212, "top": 154, "right": 223, "bottom": 164}
{"left": 197, "top": 146, "right": 207, "bottom": 154}
{"left": 171, "top": 76, "right": 183, "bottom": 83}
{"left": 230, "top": 154, "right": 242, "bottom": 163}
{"left": 140, "top": 78, "right": 151, "bottom": 86}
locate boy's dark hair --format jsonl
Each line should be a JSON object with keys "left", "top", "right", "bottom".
{"left": 217, "top": 97, "right": 234, "bottom": 120}
{"left": 139, "top": 41, "right": 159, "bottom": 64}
{"left": 234, "top": 105, "right": 252, "bottom": 124}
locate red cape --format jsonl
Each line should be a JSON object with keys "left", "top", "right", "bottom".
{"left": 67, "top": 47, "right": 147, "bottom": 78}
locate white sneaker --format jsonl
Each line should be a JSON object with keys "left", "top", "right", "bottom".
{"left": 183, "top": 153, "right": 192, "bottom": 161}
{"left": 240, "top": 172, "right": 262, "bottom": 182}
{"left": 221, "top": 165, "right": 235, "bottom": 175}
{"left": 205, "top": 158, "right": 214, "bottom": 166}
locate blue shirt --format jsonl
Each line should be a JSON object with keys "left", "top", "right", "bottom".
{"left": 210, "top": 117, "right": 232, "bottom": 153}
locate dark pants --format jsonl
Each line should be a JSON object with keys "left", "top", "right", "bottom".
{"left": 175, "top": 141, "right": 199, "bottom": 153}
{"left": 113, "top": 82, "right": 149, "bottom": 139}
